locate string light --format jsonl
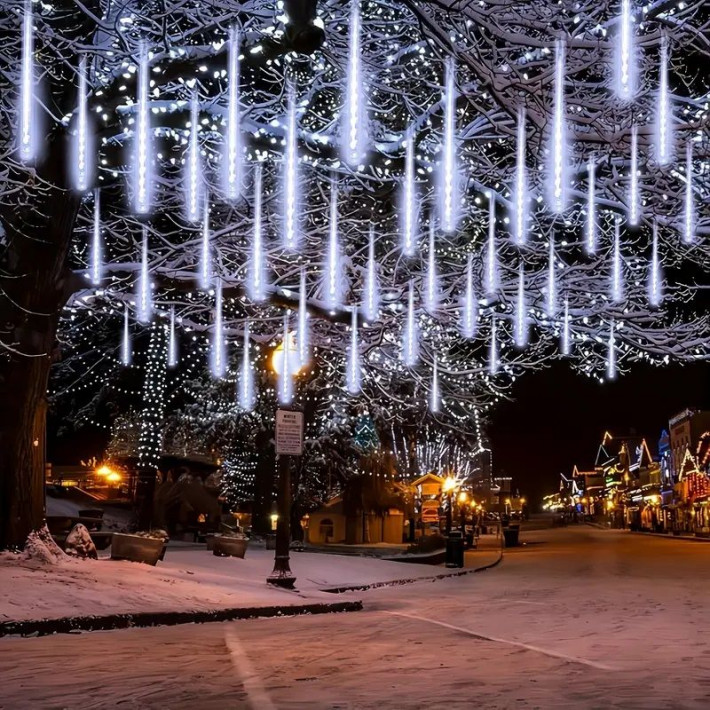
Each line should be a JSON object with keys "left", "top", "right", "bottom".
{"left": 362, "top": 225, "right": 380, "bottom": 322}
{"left": 224, "top": 26, "right": 243, "bottom": 201}
{"left": 548, "top": 39, "right": 569, "bottom": 214}
{"left": 73, "top": 56, "right": 92, "bottom": 192}
{"left": 185, "top": 90, "right": 202, "bottom": 222}
{"left": 484, "top": 194, "right": 499, "bottom": 297}
{"left": 238, "top": 321, "right": 255, "bottom": 411}
{"left": 298, "top": 268, "right": 309, "bottom": 368}
{"left": 402, "top": 281, "right": 418, "bottom": 367}
{"left": 400, "top": 133, "right": 417, "bottom": 256}
{"left": 461, "top": 253, "right": 477, "bottom": 339}
{"left": 283, "top": 81, "right": 299, "bottom": 251}
{"left": 168, "top": 307, "right": 178, "bottom": 368}
{"left": 133, "top": 40, "right": 152, "bottom": 215}
{"left": 425, "top": 221, "right": 439, "bottom": 313}
{"left": 439, "top": 57, "right": 459, "bottom": 234}
{"left": 513, "top": 106, "right": 528, "bottom": 246}
{"left": 90, "top": 190, "right": 101, "bottom": 286}
{"left": 514, "top": 263, "right": 527, "bottom": 349}
{"left": 649, "top": 222, "right": 662, "bottom": 307}
{"left": 121, "top": 308, "right": 131, "bottom": 366}
{"left": 586, "top": 156, "right": 597, "bottom": 254}
{"left": 346, "top": 308, "right": 361, "bottom": 394}
{"left": 684, "top": 142, "right": 694, "bottom": 243}
{"left": 19, "top": 0, "right": 35, "bottom": 163}
{"left": 199, "top": 197, "right": 211, "bottom": 291}
{"left": 655, "top": 34, "right": 672, "bottom": 167}
{"left": 341, "top": 0, "right": 367, "bottom": 167}
{"left": 210, "top": 279, "right": 225, "bottom": 379}
{"left": 248, "top": 163, "right": 266, "bottom": 301}
{"left": 137, "top": 226, "right": 152, "bottom": 324}
{"left": 628, "top": 123, "right": 640, "bottom": 227}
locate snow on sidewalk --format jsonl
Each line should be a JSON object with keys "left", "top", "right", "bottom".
{"left": 0, "top": 541, "right": 499, "bottom": 624}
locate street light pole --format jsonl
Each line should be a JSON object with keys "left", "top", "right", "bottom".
{"left": 267, "top": 448, "right": 296, "bottom": 588}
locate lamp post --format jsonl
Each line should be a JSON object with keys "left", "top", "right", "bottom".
{"left": 266, "top": 325, "right": 303, "bottom": 589}
{"left": 442, "top": 476, "right": 457, "bottom": 535}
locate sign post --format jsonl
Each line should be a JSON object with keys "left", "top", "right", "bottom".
{"left": 267, "top": 409, "right": 304, "bottom": 588}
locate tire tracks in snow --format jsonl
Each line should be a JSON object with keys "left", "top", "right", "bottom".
{"left": 381, "top": 610, "right": 613, "bottom": 671}
{"left": 225, "top": 627, "right": 277, "bottom": 710}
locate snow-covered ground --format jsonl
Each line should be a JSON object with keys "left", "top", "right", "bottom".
{"left": 0, "top": 539, "right": 499, "bottom": 623}
{"left": 3, "top": 525, "right": 710, "bottom": 709}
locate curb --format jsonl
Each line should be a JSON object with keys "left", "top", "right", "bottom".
{"left": 320, "top": 550, "right": 503, "bottom": 594}
{"left": 0, "top": 600, "right": 363, "bottom": 639}
{"left": 626, "top": 530, "right": 710, "bottom": 543}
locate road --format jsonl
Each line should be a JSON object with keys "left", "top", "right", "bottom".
{"left": 3, "top": 525, "right": 710, "bottom": 709}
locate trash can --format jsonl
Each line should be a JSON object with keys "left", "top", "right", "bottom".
{"left": 266, "top": 534, "right": 277, "bottom": 550}
{"left": 445, "top": 531, "right": 465, "bottom": 568}
{"left": 503, "top": 525, "right": 520, "bottom": 547}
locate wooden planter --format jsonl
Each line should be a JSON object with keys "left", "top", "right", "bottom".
{"left": 212, "top": 536, "right": 248, "bottom": 559}
{"left": 111, "top": 533, "right": 166, "bottom": 566}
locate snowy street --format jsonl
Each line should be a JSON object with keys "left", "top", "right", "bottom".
{"left": 3, "top": 524, "right": 710, "bottom": 708}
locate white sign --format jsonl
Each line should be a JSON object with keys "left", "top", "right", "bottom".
{"left": 275, "top": 410, "right": 304, "bottom": 456}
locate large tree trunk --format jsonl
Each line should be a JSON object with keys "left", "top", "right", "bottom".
{"left": 0, "top": 131, "right": 81, "bottom": 549}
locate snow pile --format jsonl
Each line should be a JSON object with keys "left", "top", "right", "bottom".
{"left": 21, "top": 525, "right": 67, "bottom": 565}
{"left": 64, "top": 524, "right": 98, "bottom": 560}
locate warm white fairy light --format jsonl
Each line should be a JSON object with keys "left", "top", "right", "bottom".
{"left": 137, "top": 226, "right": 152, "bottom": 324}
{"left": 362, "top": 225, "right": 380, "bottom": 322}
{"left": 615, "top": 0, "right": 636, "bottom": 101}
{"left": 400, "top": 134, "right": 417, "bottom": 256}
{"left": 628, "top": 123, "right": 640, "bottom": 226}
{"left": 514, "top": 263, "right": 527, "bottom": 349}
{"left": 199, "top": 198, "right": 211, "bottom": 291}
{"left": 513, "top": 107, "right": 528, "bottom": 246}
{"left": 425, "top": 222, "right": 439, "bottom": 312}
{"left": 168, "top": 307, "right": 178, "bottom": 368}
{"left": 211, "top": 279, "right": 225, "bottom": 379}
{"left": 283, "top": 82, "right": 299, "bottom": 251}
{"left": 185, "top": 91, "right": 201, "bottom": 222}
{"left": 611, "top": 218, "right": 623, "bottom": 303}
{"left": 121, "top": 308, "right": 131, "bottom": 366}
{"left": 402, "top": 281, "right": 419, "bottom": 367}
{"left": 73, "top": 56, "right": 92, "bottom": 192}
{"left": 224, "top": 26, "right": 242, "bottom": 201}
{"left": 649, "top": 221, "right": 662, "bottom": 307}
{"left": 90, "top": 190, "right": 101, "bottom": 286}
{"left": 134, "top": 41, "right": 152, "bottom": 214}
{"left": 347, "top": 308, "right": 361, "bottom": 395}
{"left": 439, "top": 58, "right": 459, "bottom": 234}
{"left": 683, "top": 142, "right": 694, "bottom": 244}
{"left": 342, "top": 0, "right": 367, "bottom": 167}
{"left": 586, "top": 157, "right": 597, "bottom": 255}
{"left": 548, "top": 39, "right": 569, "bottom": 214}
{"left": 655, "top": 35, "right": 672, "bottom": 167}
{"left": 324, "top": 181, "right": 344, "bottom": 311}
{"left": 484, "top": 195, "right": 499, "bottom": 297}
{"left": 238, "top": 321, "right": 255, "bottom": 411}
{"left": 461, "top": 254, "right": 477, "bottom": 339}
{"left": 546, "top": 237, "right": 556, "bottom": 318}
{"left": 298, "top": 268, "right": 309, "bottom": 368}
{"left": 19, "top": 0, "right": 35, "bottom": 163}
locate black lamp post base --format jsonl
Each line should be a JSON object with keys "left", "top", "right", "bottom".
{"left": 266, "top": 569, "right": 297, "bottom": 589}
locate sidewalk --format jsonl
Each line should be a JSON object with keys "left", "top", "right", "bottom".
{"left": 0, "top": 537, "right": 502, "bottom": 636}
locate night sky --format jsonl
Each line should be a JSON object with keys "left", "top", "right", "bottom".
{"left": 488, "top": 361, "right": 710, "bottom": 507}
